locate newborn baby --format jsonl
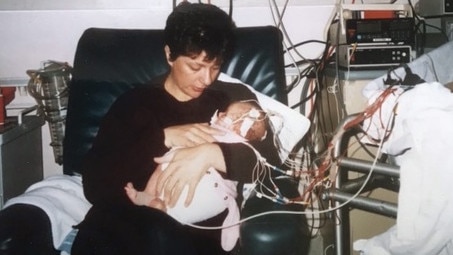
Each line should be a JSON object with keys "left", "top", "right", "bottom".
{"left": 124, "top": 100, "right": 268, "bottom": 251}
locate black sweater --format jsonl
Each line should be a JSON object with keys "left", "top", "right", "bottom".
{"left": 82, "top": 76, "right": 281, "bottom": 207}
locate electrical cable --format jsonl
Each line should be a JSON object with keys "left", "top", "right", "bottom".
{"left": 269, "top": 0, "right": 305, "bottom": 61}
{"left": 284, "top": 40, "right": 328, "bottom": 53}
{"left": 268, "top": 0, "right": 306, "bottom": 94}
{"left": 185, "top": 135, "right": 386, "bottom": 231}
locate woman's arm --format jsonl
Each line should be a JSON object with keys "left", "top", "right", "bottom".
{"left": 163, "top": 123, "right": 224, "bottom": 148}
{"left": 155, "top": 143, "right": 225, "bottom": 207}
{"left": 218, "top": 131, "right": 280, "bottom": 183}
{"left": 155, "top": 131, "right": 280, "bottom": 208}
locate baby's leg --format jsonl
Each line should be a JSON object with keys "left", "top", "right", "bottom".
{"left": 144, "top": 166, "right": 161, "bottom": 195}
{"left": 124, "top": 182, "right": 154, "bottom": 206}
{"left": 124, "top": 182, "right": 166, "bottom": 211}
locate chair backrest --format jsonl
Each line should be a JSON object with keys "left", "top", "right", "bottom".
{"left": 63, "top": 26, "right": 287, "bottom": 175}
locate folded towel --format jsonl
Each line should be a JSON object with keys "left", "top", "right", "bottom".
{"left": 4, "top": 174, "right": 91, "bottom": 249}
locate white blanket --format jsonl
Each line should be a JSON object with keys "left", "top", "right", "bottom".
{"left": 4, "top": 174, "right": 91, "bottom": 249}
{"left": 355, "top": 81, "right": 453, "bottom": 254}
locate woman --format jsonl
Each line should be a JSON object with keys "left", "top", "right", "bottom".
{"left": 72, "top": 3, "right": 282, "bottom": 255}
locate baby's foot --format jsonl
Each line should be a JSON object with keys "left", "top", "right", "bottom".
{"left": 125, "top": 182, "right": 141, "bottom": 205}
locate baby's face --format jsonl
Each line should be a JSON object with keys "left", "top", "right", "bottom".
{"left": 215, "top": 102, "right": 267, "bottom": 140}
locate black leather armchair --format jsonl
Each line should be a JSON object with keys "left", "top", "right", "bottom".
{"left": 0, "top": 26, "right": 310, "bottom": 255}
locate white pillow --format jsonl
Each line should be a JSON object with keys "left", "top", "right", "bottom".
{"left": 218, "top": 73, "right": 311, "bottom": 160}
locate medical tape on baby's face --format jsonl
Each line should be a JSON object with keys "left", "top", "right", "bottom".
{"left": 212, "top": 108, "right": 261, "bottom": 138}
{"left": 239, "top": 117, "right": 254, "bottom": 137}
{"left": 238, "top": 108, "right": 260, "bottom": 137}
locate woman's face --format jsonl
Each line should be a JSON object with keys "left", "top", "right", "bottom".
{"left": 165, "top": 46, "right": 221, "bottom": 101}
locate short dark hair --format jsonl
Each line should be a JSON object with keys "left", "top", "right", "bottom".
{"left": 164, "top": 3, "right": 235, "bottom": 64}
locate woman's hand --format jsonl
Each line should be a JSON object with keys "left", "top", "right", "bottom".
{"left": 164, "top": 123, "right": 224, "bottom": 148}
{"left": 155, "top": 143, "right": 226, "bottom": 207}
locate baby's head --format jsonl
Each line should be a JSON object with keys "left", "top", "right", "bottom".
{"left": 215, "top": 100, "right": 268, "bottom": 141}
